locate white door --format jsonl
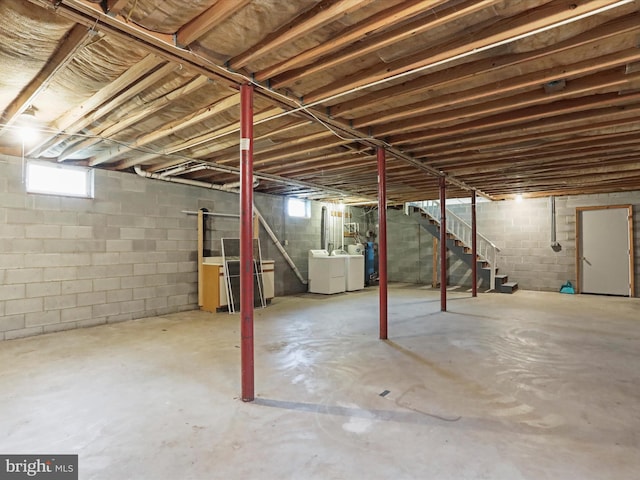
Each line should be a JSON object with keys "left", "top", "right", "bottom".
{"left": 579, "top": 207, "right": 632, "bottom": 296}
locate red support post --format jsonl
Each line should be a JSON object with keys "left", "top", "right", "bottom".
{"left": 471, "top": 190, "right": 478, "bottom": 297}
{"left": 439, "top": 176, "right": 447, "bottom": 312}
{"left": 377, "top": 146, "right": 388, "bottom": 340}
{"left": 240, "top": 83, "right": 254, "bottom": 402}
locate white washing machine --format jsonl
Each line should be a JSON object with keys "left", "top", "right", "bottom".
{"left": 331, "top": 250, "right": 365, "bottom": 292}
{"left": 308, "top": 250, "right": 346, "bottom": 294}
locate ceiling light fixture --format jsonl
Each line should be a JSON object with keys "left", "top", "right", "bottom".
{"left": 18, "top": 125, "right": 37, "bottom": 143}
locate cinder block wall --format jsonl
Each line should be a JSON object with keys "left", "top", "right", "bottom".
{"left": 476, "top": 197, "right": 565, "bottom": 291}
{"left": 387, "top": 191, "right": 640, "bottom": 295}
{"left": 387, "top": 210, "right": 432, "bottom": 283}
{"left": 254, "top": 195, "right": 324, "bottom": 294}
{"left": 0, "top": 155, "right": 317, "bottom": 340}
{"left": 554, "top": 192, "right": 640, "bottom": 296}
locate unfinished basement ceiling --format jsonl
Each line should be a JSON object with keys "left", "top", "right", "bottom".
{"left": 1, "top": 0, "right": 640, "bottom": 203}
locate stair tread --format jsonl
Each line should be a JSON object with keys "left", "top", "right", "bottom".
{"left": 503, "top": 281, "right": 518, "bottom": 287}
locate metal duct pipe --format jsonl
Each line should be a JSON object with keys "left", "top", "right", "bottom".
{"left": 550, "top": 195, "right": 560, "bottom": 248}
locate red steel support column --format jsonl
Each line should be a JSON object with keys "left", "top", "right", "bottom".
{"left": 240, "top": 83, "right": 254, "bottom": 402}
{"left": 377, "top": 146, "right": 388, "bottom": 340}
{"left": 471, "top": 190, "right": 478, "bottom": 297}
{"left": 439, "top": 176, "right": 447, "bottom": 312}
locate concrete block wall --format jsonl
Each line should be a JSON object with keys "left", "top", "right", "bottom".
{"left": 384, "top": 191, "right": 640, "bottom": 295}
{"left": 477, "top": 193, "right": 639, "bottom": 294}
{"left": 255, "top": 195, "right": 323, "bottom": 295}
{"left": 199, "top": 191, "right": 319, "bottom": 296}
{"left": 387, "top": 209, "right": 433, "bottom": 283}
{"left": 0, "top": 155, "right": 199, "bottom": 340}
{"left": 0, "top": 155, "right": 322, "bottom": 340}
{"left": 555, "top": 191, "right": 640, "bottom": 296}
{"left": 251, "top": 201, "right": 366, "bottom": 295}
{"left": 476, "top": 197, "right": 567, "bottom": 291}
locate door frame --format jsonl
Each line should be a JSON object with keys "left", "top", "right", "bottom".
{"left": 575, "top": 204, "right": 634, "bottom": 296}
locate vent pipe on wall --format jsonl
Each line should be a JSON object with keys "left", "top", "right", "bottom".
{"left": 550, "top": 195, "right": 561, "bottom": 249}
{"left": 321, "top": 205, "right": 327, "bottom": 250}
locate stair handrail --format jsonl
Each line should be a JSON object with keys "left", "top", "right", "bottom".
{"left": 410, "top": 201, "right": 500, "bottom": 291}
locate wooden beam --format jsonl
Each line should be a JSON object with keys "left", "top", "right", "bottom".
{"left": 355, "top": 48, "right": 640, "bottom": 128}
{"left": 391, "top": 96, "right": 640, "bottom": 147}
{"left": 31, "top": 0, "right": 238, "bottom": 86}
{"left": 229, "top": 0, "right": 375, "bottom": 70}
{"left": 270, "top": 0, "right": 502, "bottom": 89}
{"left": 90, "top": 93, "right": 241, "bottom": 166}
{"left": 415, "top": 115, "right": 640, "bottom": 162}
{"left": 252, "top": 138, "right": 355, "bottom": 167}
{"left": 409, "top": 117, "right": 640, "bottom": 158}
{"left": 0, "top": 24, "right": 91, "bottom": 138}
{"left": 176, "top": 0, "right": 252, "bottom": 47}
{"left": 139, "top": 120, "right": 311, "bottom": 173}
{"left": 254, "top": 0, "right": 448, "bottom": 81}
{"left": 432, "top": 135, "right": 640, "bottom": 171}
{"left": 168, "top": 107, "right": 286, "bottom": 156}
{"left": 25, "top": 0, "right": 488, "bottom": 199}
{"left": 451, "top": 152, "right": 640, "bottom": 179}
{"left": 387, "top": 90, "right": 640, "bottom": 141}
{"left": 329, "top": 13, "right": 640, "bottom": 118}
{"left": 201, "top": 129, "right": 335, "bottom": 165}
{"left": 480, "top": 170, "right": 640, "bottom": 191}
{"left": 59, "top": 54, "right": 162, "bottom": 132}
{"left": 491, "top": 183, "right": 640, "bottom": 199}
{"left": 56, "top": 62, "right": 180, "bottom": 161}
{"left": 374, "top": 68, "right": 640, "bottom": 137}
{"left": 29, "top": 53, "right": 163, "bottom": 157}
{"left": 57, "top": 73, "right": 208, "bottom": 162}
{"left": 188, "top": 118, "right": 311, "bottom": 157}
{"left": 303, "top": 1, "right": 631, "bottom": 104}
{"left": 263, "top": 152, "right": 373, "bottom": 175}
{"left": 114, "top": 107, "right": 289, "bottom": 171}
{"left": 106, "top": 0, "right": 130, "bottom": 16}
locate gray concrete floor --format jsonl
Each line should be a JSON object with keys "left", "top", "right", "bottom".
{"left": 0, "top": 285, "right": 639, "bottom": 479}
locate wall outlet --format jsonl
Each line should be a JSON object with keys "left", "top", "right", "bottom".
{"left": 283, "top": 239, "right": 289, "bottom": 246}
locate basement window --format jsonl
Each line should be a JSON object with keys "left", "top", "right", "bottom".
{"left": 26, "top": 161, "right": 94, "bottom": 198}
{"left": 287, "top": 198, "right": 310, "bottom": 218}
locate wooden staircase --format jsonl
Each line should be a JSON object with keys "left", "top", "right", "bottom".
{"left": 409, "top": 202, "right": 518, "bottom": 294}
